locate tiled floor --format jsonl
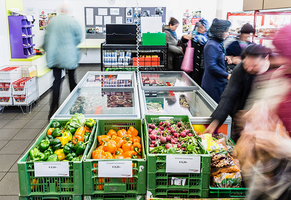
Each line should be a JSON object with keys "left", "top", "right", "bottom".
{"left": 0, "top": 64, "right": 100, "bottom": 199}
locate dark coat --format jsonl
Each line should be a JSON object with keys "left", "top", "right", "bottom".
{"left": 201, "top": 39, "right": 229, "bottom": 103}
{"left": 211, "top": 62, "right": 255, "bottom": 125}
{"left": 181, "top": 37, "right": 205, "bottom": 86}
{"left": 226, "top": 39, "right": 251, "bottom": 57}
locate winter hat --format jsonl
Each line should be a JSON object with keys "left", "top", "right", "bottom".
{"left": 273, "top": 25, "right": 291, "bottom": 58}
{"left": 209, "top": 18, "right": 231, "bottom": 40}
{"left": 240, "top": 23, "right": 254, "bottom": 34}
{"left": 198, "top": 18, "right": 209, "bottom": 30}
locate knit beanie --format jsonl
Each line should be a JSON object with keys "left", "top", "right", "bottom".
{"left": 209, "top": 18, "right": 231, "bottom": 40}
{"left": 273, "top": 25, "right": 291, "bottom": 58}
{"left": 240, "top": 23, "right": 254, "bottom": 34}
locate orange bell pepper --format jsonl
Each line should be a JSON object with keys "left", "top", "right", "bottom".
{"left": 75, "top": 127, "right": 86, "bottom": 137}
{"left": 92, "top": 149, "right": 106, "bottom": 159}
{"left": 122, "top": 134, "right": 132, "bottom": 142}
{"left": 107, "top": 129, "right": 117, "bottom": 137}
{"left": 132, "top": 136, "right": 141, "bottom": 143}
{"left": 128, "top": 126, "right": 138, "bottom": 137}
{"left": 47, "top": 128, "right": 54, "bottom": 135}
{"left": 115, "top": 155, "right": 124, "bottom": 159}
{"left": 73, "top": 135, "right": 84, "bottom": 144}
{"left": 98, "top": 135, "right": 110, "bottom": 145}
{"left": 115, "top": 148, "right": 123, "bottom": 156}
{"left": 104, "top": 152, "right": 113, "bottom": 159}
{"left": 103, "top": 140, "right": 117, "bottom": 154}
{"left": 96, "top": 145, "right": 104, "bottom": 151}
{"left": 122, "top": 141, "right": 133, "bottom": 152}
{"left": 117, "top": 129, "right": 127, "bottom": 138}
{"left": 114, "top": 137, "right": 124, "bottom": 148}
{"left": 132, "top": 142, "right": 141, "bottom": 154}
{"left": 123, "top": 150, "right": 137, "bottom": 159}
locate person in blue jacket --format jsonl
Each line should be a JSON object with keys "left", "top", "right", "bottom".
{"left": 201, "top": 18, "right": 232, "bottom": 103}
{"left": 43, "top": 4, "right": 82, "bottom": 119}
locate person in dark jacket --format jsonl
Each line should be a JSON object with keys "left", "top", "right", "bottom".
{"left": 201, "top": 18, "right": 232, "bottom": 103}
{"left": 163, "top": 17, "right": 183, "bottom": 70}
{"left": 226, "top": 23, "right": 254, "bottom": 70}
{"left": 203, "top": 44, "right": 271, "bottom": 142}
{"left": 181, "top": 18, "right": 209, "bottom": 86}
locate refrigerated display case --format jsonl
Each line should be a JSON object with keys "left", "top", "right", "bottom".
{"left": 52, "top": 71, "right": 140, "bottom": 119}
{"left": 138, "top": 71, "right": 232, "bottom": 137}
{"left": 139, "top": 71, "right": 199, "bottom": 91}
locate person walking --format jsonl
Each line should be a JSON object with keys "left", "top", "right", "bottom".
{"left": 201, "top": 18, "right": 232, "bottom": 103}
{"left": 43, "top": 5, "right": 82, "bottom": 119}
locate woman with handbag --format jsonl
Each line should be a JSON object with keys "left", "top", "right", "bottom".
{"left": 181, "top": 18, "right": 209, "bottom": 86}
{"left": 201, "top": 18, "right": 232, "bottom": 103}
{"left": 163, "top": 17, "right": 184, "bottom": 70}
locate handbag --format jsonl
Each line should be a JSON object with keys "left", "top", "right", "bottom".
{"left": 181, "top": 40, "right": 194, "bottom": 73}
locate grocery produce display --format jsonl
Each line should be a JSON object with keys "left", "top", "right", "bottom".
{"left": 29, "top": 114, "right": 95, "bottom": 162}
{"left": 147, "top": 119, "right": 204, "bottom": 154}
{"left": 92, "top": 126, "right": 142, "bottom": 159}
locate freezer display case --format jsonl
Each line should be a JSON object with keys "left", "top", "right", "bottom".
{"left": 139, "top": 71, "right": 199, "bottom": 91}
{"left": 52, "top": 71, "right": 140, "bottom": 119}
{"left": 138, "top": 71, "right": 232, "bottom": 137}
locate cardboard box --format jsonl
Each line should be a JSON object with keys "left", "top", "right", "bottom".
{"left": 243, "top": 0, "right": 264, "bottom": 11}
{"left": 264, "top": 0, "right": 291, "bottom": 9}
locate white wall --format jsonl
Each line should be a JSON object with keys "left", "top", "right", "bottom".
{"left": 0, "top": 0, "right": 10, "bottom": 66}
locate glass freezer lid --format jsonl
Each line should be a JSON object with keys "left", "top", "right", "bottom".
{"left": 58, "top": 87, "right": 136, "bottom": 116}
{"left": 143, "top": 90, "right": 214, "bottom": 117}
{"left": 140, "top": 71, "right": 198, "bottom": 89}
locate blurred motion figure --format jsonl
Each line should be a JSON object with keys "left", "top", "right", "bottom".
{"left": 43, "top": 4, "right": 82, "bottom": 119}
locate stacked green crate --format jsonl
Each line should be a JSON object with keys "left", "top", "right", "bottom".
{"left": 83, "top": 119, "right": 146, "bottom": 200}
{"left": 144, "top": 115, "right": 211, "bottom": 198}
{"left": 18, "top": 119, "right": 97, "bottom": 200}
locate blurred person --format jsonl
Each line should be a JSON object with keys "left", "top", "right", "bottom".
{"left": 181, "top": 18, "right": 209, "bottom": 86}
{"left": 163, "top": 17, "right": 183, "bottom": 70}
{"left": 43, "top": 4, "right": 82, "bottom": 119}
{"left": 201, "top": 18, "right": 232, "bottom": 103}
{"left": 226, "top": 23, "right": 254, "bottom": 70}
{"left": 203, "top": 44, "right": 271, "bottom": 142}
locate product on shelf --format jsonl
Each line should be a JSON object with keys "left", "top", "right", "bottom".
{"left": 142, "top": 76, "right": 173, "bottom": 86}
{"left": 147, "top": 119, "right": 204, "bottom": 154}
{"left": 146, "top": 101, "right": 163, "bottom": 112}
{"left": 12, "top": 77, "right": 32, "bottom": 91}
{"left": 92, "top": 126, "right": 141, "bottom": 159}
{"left": 0, "top": 82, "right": 11, "bottom": 91}
{"left": 85, "top": 75, "right": 132, "bottom": 87}
{"left": 29, "top": 114, "right": 95, "bottom": 162}
{"left": 107, "top": 92, "right": 133, "bottom": 107}
{"left": 179, "top": 94, "right": 190, "bottom": 108}
{"left": 0, "top": 66, "right": 19, "bottom": 71}
{"left": 0, "top": 97, "right": 11, "bottom": 102}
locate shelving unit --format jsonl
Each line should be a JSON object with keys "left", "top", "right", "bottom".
{"left": 227, "top": 10, "right": 291, "bottom": 47}
{"left": 8, "top": 15, "right": 36, "bottom": 58}
{"left": 101, "top": 42, "right": 168, "bottom": 71}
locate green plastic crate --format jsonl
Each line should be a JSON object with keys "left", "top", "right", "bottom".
{"left": 209, "top": 186, "right": 248, "bottom": 198}
{"left": 147, "top": 188, "right": 209, "bottom": 198}
{"left": 84, "top": 194, "right": 145, "bottom": 200}
{"left": 83, "top": 119, "right": 146, "bottom": 195}
{"left": 142, "top": 32, "right": 165, "bottom": 46}
{"left": 19, "top": 195, "right": 82, "bottom": 200}
{"left": 144, "top": 115, "right": 211, "bottom": 191}
{"left": 18, "top": 119, "right": 97, "bottom": 196}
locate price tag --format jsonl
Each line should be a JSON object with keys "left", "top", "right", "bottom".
{"left": 117, "top": 74, "right": 131, "bottom": 80}
{"left": 166, "top": 155, "right": 200, "bottom": 173}
{"left": 98, "top": 161, "right": 132, "bottom": 177}
{"left": 34, "top": 162, "right": 69, "bottom": 177}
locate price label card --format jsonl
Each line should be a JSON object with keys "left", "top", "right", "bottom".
{"left": 166, "top": 155, "right": 200, "bottom": 173}
{"left": 34, "top": 162, "right": 69, "bottom": 177}
{"left": 98, "top": 161, "right": 132, "bottom": 177}
{"left": 117, "top": 74, "right": 132, "bottom": 80}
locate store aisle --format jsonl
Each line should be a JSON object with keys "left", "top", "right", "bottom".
{"left": 0, "top": 64, "right": 100, "bottom": 200}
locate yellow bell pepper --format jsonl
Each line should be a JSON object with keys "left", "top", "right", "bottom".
{"left": 63, "top": 131, "right": 73, "bottom": 141}
{"left": 57, "top": 136, "right": 70, "bottom": 146}
{"left": 54, "top": 149, "right": 66, "bottom": 161}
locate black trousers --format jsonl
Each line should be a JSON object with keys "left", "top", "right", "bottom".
{"left": 49, "top": 67, "right": 77, "bottom": 118}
